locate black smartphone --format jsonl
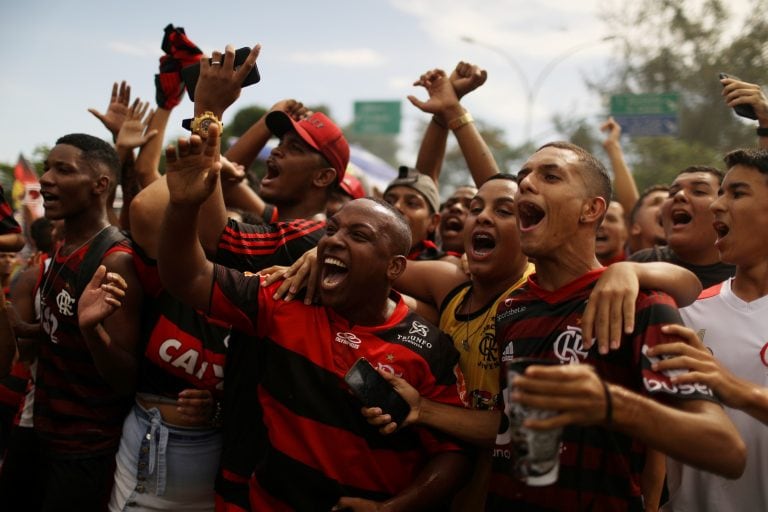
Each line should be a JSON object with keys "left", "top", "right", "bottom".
{"left": 344, "top": 357, "right": 411, "bottom": 426}
{"left": 182, "top": 46, "right": 261, "bottom": 101}
{"left": 719, "top": 72, "right": 758, "bottom": 120}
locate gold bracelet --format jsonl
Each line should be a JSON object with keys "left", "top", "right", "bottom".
{"left": 447, "top": 112, "right": 474, "bottom": 131}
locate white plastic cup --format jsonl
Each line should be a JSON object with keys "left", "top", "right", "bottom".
{"left": 501, "top": 358, "right": 563, "bottom": 486}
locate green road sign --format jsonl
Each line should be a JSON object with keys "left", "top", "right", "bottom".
{"left": 610, "top": 93, "right": 679, "bottom": 115}
{"left": 353, "top": 101, "right": 401, "bottom": 134}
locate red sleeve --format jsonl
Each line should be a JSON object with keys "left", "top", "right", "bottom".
{"left": 209, "top": 264, "right": 262, "bottom": 335}
{"left": 634, "top": 290, "right": 717, "bottom": 402}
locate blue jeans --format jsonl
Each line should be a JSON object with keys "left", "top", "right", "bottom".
{"left": 109, "top": 402, "right": 222, "bottom": 511}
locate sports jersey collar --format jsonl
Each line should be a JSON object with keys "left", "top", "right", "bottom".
{"left": 327, "top": 290, "right": 409, "bottom": 332}
{"left": 526, "top": 267, "right": 606, "bottom": 304}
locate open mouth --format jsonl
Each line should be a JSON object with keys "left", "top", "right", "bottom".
{"left": 713, "top": 221, "right": 730, "bottom": 239}
{"left": 41, "top": 191, "right": 59, "bottom": 204}
{"left": 264, "top": 159, "right": 280, "bottom": 180}
{"left": 321, "top": 256, "right": 348, "bottom": 289}
{"left": 671, "top": 210, "right": 692, "bottom": 226}
{"left": 442, "top": 216, "right": 464, "bottom": 234}
{"left": 471, "top": 232, "right": 496, "bottom": 257}
{"left": 517, "top": 202, "right": 545, "bottom": 230}
{"left": 596, "top": 233, "right": 608, "bottom": 243}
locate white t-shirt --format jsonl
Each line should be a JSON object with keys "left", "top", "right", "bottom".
{"left": 663, "top": 278, "right": 768, "bottom": 512}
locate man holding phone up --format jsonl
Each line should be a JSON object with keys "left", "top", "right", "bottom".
{"left": 157, "top": 123, "right": 469, "bottom": 511}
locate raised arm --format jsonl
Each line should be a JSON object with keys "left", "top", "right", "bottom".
{"left": 191, "top": 44, "right": 260, "bottom": 255}
{"left": 414, "top": 61, "right": 488, "bottom": 183}
{"left": 409, "top": 69, "right": 499, "bottom": 186}
{"left": 115, "top": 100, "right": 158, "bottom": 229}
{"left": 721, "top": 76, "right": 768, "bottom": 149}
{"left": 600, "top": 117, "right": 639, "bottom": 218}
{"left": 88, "top": 81, "right": 132, "bottom": 143}
{"left": 158, "top": 127, "right": 222, "bottom": 311}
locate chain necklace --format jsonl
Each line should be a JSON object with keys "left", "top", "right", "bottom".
{"left": 39, "top": 224, "right": 110, "bottom": 305}
{"left": 460, "top": 286, "right": 494, "bottom": 352}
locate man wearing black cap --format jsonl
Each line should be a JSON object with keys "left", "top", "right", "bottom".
{"left": 384, "top": 166, "right": 443, "bottom": 260}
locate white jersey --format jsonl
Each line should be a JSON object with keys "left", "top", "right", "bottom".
{"left": 663, "top": 278, "right": 768, "bottom": 512}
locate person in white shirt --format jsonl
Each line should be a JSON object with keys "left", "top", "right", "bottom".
{"left": 648, "top": 147, "right": 768, "bottom": 511}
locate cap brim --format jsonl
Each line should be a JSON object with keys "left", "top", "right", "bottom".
{"left": 265, "top": 111, "right": 321, "bottom": 153}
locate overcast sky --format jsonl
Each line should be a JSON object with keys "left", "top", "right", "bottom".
{"left": 0, "top": 0, "right": 749, "bottom": 170}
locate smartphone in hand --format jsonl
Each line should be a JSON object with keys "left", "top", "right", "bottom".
{"left": 719, "top": 72, "right": 758, "bottom": 120}
{"left": 182, "top": 46, "right": 261, "bottom": 101}
{"left": 344, "top": 357, "right": 411, "bottom": 426}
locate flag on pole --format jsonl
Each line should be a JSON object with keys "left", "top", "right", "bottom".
{"left": 11, "top": 154, "right": 42, "bottom": 217}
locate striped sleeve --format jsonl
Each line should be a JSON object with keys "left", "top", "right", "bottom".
{"left": 215, "top": 218, "right": 324, "bottom": 271}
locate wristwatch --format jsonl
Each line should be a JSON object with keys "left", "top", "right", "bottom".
{"left": 182, "top": 111, "right": 222, "bottom": 138}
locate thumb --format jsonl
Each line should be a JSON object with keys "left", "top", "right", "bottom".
{"left": 87, "top": 108, "right": 106, "bottom": 123}
{"left": 205, "top": 162, "right": 222, "bottom": 190}
{"left": 407, "top": 95, "right": 428, "bottom": 112}
{"left": 143, "top": 130, "right": 159, "bottom": 143}
{"left": 87, "top": 265, "right": 108, "bottom": 289}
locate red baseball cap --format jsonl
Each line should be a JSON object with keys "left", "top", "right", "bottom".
{"left": 266, "top": 111, "right": 350, "bottom": 182}
{"left": 339, "top": 173, "right": 365, "bottom": 200}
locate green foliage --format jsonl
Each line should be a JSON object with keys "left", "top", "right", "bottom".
{"left": 343, "top": 131, "right": 400, "bottom": 168}
{"left": 563, "top": 0, "right": 768, "bottom": 189}
{"left": 440, "top": 119, "right": 528, "bottom": 196}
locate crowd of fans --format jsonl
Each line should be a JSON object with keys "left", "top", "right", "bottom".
{"left": 1, "top": 23, "right": 767, "bottom": 512}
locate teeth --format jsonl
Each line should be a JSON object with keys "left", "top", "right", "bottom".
{"left": 325, "top": 257, "right": 347, "bottom": 269}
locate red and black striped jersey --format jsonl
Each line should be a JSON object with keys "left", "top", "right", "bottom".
{"left": 0, "top": 185, "right": 21, "bottom": 235}
{"left": 34, "top": 240, "right": 134, "bottom": 456}
{"left": 132, "top": 248, "right": 229, "bottom": 400}
{"left": 210, "top": 266, "right": 467, "bottom": 509}
{"left": 215, "top": 218, "right": 324, "bottom": 271}
{"left": 488, "top": 268, "right": 715, "bottom": 512}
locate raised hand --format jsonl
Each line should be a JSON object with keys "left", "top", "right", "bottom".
{"left": 164, "top": 124, "right": 222, "bottom": 207}
{"left": 450, "top": 61, "right": 488, "bottom": 99}
{"left": 88, "top": 81, "right": 132, "bottom": 139}
{"left": 270, "top": 98, "right": 311, "bottom": 121}
{"left": 721, "top": 77, "right": 768, "bottom": 125}
{"left": 78, "top": 265, "right": 128, "bottom": 333}
{"left": 116, "top": 100, "right": 158, "bottom": 151}
{"left": 194, "top": 44, "right": 261, "bottom": 118}
{"left": 601, "top": 116, "right": 622, "bottom": 148}
{"left": 219, "top": 155, "right": 246, "bottom": 185}
{"left": 408, "top": 69, "right": 461, "bottom": 116}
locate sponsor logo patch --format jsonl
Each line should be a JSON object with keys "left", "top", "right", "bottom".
{"left": 335, "top": 332, "right": 361, "bottom": 349}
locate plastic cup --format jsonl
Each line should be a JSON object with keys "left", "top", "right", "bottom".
{"left": 500, "top": 358, "right": 563, "bottom": 486}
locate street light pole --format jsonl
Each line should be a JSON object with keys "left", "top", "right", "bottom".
{"left": 461, "top": 35, "right": 616, "bottom": 144}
